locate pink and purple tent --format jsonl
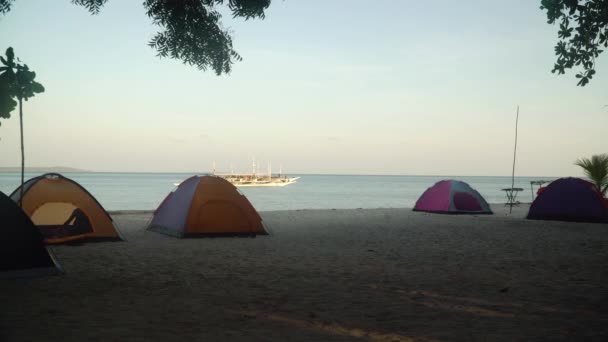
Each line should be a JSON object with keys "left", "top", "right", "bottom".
{"left": 527, "top": 177, "right": 608, "bottom": 223}
{"left": 413, "top": 180, "right": 492, "bottom": 214}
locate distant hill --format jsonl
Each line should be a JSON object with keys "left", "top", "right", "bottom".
{"left": 0, "top": 166, "right": 90, "bottom": 173}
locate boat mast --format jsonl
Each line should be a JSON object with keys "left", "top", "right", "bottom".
{"left": 279, "top": 164, "right": 282, "bottom": 178}
{"left": 252, "top": 157, "right": 256, "bottom": 178}
{"left": 212, "top": 161, "right": 216, "bottom": 175}
{"left": 268, "top": 161, "right": 272, "bottom": 180}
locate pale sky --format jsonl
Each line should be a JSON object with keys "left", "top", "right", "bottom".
{"left": 0, "top": 0, "right": 606, "bottom": 176}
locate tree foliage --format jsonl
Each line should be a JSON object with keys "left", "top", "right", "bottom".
{"left": 575, "top": 153, "right": 608, "bottom": 196}
{"left": 0, "top": 47, "right": 45, "bottom": 126}
{"left": 541, "top": 0, "right": 608, "bottom": 86}
{"left": 0, "top": 0, "right": 13, "bottom": 14}
{"left": 71, "top": 0, "right": 108, "bottom": 15}
{"left": 0, "top": 47, "right": 44, "bottom": 205}
{"left": 0, "top": 0, "right": 271, "bottom": 74}
{"left": 0, "top": 73, "right": 17, "bottom": 124}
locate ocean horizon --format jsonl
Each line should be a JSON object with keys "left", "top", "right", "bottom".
{"left": 0, "top": 168, "right": 567, "bottom": 178}
{"left": 0, "top": 172, "right": 559, "bottom": 212}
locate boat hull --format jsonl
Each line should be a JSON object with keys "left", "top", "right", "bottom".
{"left": 174, "top": 177, "right": 300, "bottom": 188}
{"left": 230, "top": 177, "right": 300, "bottom": 187}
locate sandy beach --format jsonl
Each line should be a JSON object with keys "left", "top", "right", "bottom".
{"left": 1, "top": 204, "right": 607, "bottom": 341}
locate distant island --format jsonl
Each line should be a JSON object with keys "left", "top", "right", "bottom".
{"left": 0, "top": 166, "right": 90, "bottom": 173}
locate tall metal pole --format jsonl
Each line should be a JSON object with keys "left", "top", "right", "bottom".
{"left": 19, "top": 98, "right": 24, "bottom": 207}
{"left": 510, "top": 106, "right": 519, "bottom": 214}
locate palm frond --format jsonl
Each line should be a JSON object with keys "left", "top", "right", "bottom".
{"left": 574, "top": 154, "right": 608, "bottom": 196}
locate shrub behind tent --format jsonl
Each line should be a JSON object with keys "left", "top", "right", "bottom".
{"left": 0, "top": 191, "right": 62, "bottom": 278}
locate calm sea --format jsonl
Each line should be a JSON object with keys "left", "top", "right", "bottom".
{"left": 0, "top": 173, "right": 554, "bottom": 211}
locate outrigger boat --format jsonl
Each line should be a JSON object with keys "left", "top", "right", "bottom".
{"left": 218, "top": 174, "right": 300, "bottom": 187}
{"left": 174, "top": 160, "right": 300, "bottom": 188}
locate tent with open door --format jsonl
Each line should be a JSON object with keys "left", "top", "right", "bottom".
{"left": 0, "top": 191, "right": 62, "bottom": 278}
{"left": 414, "top": 179, "right": 493, "bottom": 214}
{"left": 148, "top": 175, "right": 267, "bottom": 237}
{"left": 10, "top": 173, "right": 122, "bottom": 244}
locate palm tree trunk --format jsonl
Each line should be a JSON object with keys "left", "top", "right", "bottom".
{"left": 19, "top": 97, "right": 24, "bottom": 207}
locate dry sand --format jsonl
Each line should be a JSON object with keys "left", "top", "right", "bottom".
{"left": 1, "top": 205, "right": 607, "bottom": 341}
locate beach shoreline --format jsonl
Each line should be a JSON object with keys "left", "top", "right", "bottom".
{"left": 1, "top": 206, "right": 606, "bottom": 341}
{"left": 106, "top": 203, "right": 534, "bottom": 215}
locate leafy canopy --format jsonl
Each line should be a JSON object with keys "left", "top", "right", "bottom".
{"left": 0, "top": 0, "right": 271, "bottom": 74}
{"left": 540, "top": 0, "right": 608, "bottom": 86}
{"left": 574, "top": 154, "right": 608, "bottom": 196}
{"left": 0, "top": 47, "right": 45, "bottom": 126}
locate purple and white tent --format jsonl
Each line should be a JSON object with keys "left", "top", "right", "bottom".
{"left": 413, "top": 180, "right": 492, "bottom": 214}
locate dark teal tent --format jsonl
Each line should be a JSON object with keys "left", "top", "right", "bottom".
{"left": 0, "top": 191, "right": 63, "bottom": 278}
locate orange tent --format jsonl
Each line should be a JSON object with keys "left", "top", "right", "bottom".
{"left": 10, "top": 173, "right": 122, "bottom": 244}
{"left": 148, "top": 175, "right": 267, "bottom": 237}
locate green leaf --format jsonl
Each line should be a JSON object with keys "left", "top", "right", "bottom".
{"left": 5, "top": 47, "right": 14, "bottom": 64}
{"left": 0, "top": 92, "right": 17, "bottom": 119}
{"left": 0, "top": 46, "right": 44, "bottom": 114}
{"left": 541, "top": 0, "right": 608, "bottom": 86}
{"left": 30, "top": 81, "right": 44, "bottom": 93}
